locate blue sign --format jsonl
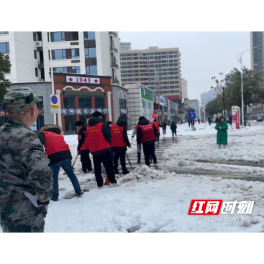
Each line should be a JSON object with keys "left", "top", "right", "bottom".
{"left": 189, "top": 110, "right": 196, "bottom": 119}
{"left": 51, "top": 95, "right": 58, "bottom": 104}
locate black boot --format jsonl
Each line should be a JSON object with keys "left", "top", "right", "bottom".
{"left": 122, "top": 169, "right": 130, "bottom": 175}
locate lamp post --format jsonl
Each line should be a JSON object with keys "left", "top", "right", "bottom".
{"left": 237, "top": 45, "right": 259, "bottom": 126}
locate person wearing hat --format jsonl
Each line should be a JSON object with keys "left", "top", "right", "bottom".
{"left": 110, "top": 116, "right": 131, "bottom": 175}
{"left": 0, "top": 88, "right": 53, "bottom": 232}
{"left": 38, "top": 124, "right": 83, "bottom": 201}
{"left": 137, "top": 116, "right": 158, "bottom": 167}
{"left": 87, "top": 111, "right": 119, "bottom": 188}
{"left": 75, "top": 119, "right": 93, "bottom": 174}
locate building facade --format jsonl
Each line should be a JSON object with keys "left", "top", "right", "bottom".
{"left": 250, "top": 31, "right": 264, "bottom": 88}
{"left": 120, "top": 47, "right": 182, "bottom": 103}
{"left": 112, "top": 85, "right": 128, "bottom": 124}
{"left": 189, "top": 99, "right": 199, "bottom": 118}
{"left": 181, "top": 78, "right": 188, "bottom": 98}
{"left": 120, "top": 42, "right": 131, "bottom": 51}
{"left": 0, "top": 31, "right": 121, "bottom": 85}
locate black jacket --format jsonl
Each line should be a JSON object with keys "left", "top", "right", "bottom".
{"left": 77, "top": 125, "right": 90, "bottom": 154}
{"left": 112, "top": 119, "right": 131, "bottom": 152}
{"left": 170, "top": 123, "right": 177, "bottom": 132}
{"left": 88, "top": 117, "right": 111, "bottom": 154}
{"left": 137, "top": 119, "right": 157, "bottom": 145}
{"left": 38, "top": 125, "right": 72, "bottom": 165}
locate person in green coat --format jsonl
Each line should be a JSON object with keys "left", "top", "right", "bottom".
{"left": 215, "top": 116, "right": 228, "bottom": 149}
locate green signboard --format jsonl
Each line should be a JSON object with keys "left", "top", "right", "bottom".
{"left": 141, "top": 86, "right": 153, "bottom": 102}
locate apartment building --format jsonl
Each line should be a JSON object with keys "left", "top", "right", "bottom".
{"left": 0, "top": 31, "right": 121, "bottom": 85}
{"left": 250, "top": 32, "right": 264, "bottom": 88}
{"left": 120, "top": 42, "right": 131, "bottom": 51}
{"left": 120, "top": 46, "right": 182, "bottom": 103}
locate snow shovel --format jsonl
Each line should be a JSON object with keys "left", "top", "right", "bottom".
{"left": 126, "top": 152, "right": 134, "bottom": 170}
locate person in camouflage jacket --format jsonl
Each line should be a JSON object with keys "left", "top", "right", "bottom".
{"left": 0, "top": 88, "right": 53, "bottom": 233}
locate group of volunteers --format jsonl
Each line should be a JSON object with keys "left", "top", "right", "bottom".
{"left": 0, "top": 88, "right": 163, "bottom": 233}
{"left": 0, "top": 88, "right": 228, "bottom": 233}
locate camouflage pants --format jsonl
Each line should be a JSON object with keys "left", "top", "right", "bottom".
{"left": 1, "top": 212, "right": 45, "bottom": 233}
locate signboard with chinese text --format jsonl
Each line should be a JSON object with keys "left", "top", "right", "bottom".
{"left": 140, "top": 86, "right": 153, "bottom": 102}
{"left": 232, "top": 106, "right": 240, "bottom": 129}
{"left": 50, "top": 94, "right": 60, "bottom": 114}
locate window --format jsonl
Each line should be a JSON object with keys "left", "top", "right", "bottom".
{"left": 53, "top": 67, "right": 67, "bottom": 73}
{"left": 71, "top": 49, "right": 80, "bottom": 59}
{"left": 35, "top": 68, "right": 38, "bottom": 77}
{"left": 72, "top": 66, "right": 80, "bottom": 73}
{"left": 84, "top": 32, "right": 95, "bottom": 40}
{"left": 33, "top": 32, "right": 36, "bottom": 41}
{"left": 0, "top": 42, "right": 9, "bottom": 54}
{"left": 0, "top": 31, "right": 8, "bottom": 34}
{"left": 86, "top": 65, "right": 97, "bottom": 74}
{"left": 52, "top": 49, "right": 66, "bottom": 60}
{"left": 51, "top": 32, "right": 65, "bottom": 42}
{"left": 78, "top": 95, "right": 92, "bottom": 108}
{"left": 142, "top": 100, "right": 146, "bottom": 108}
{"left": 63, "top": 95, "right": 75, "bottom": 108}
{"left": 34, "top": 50, "right": 37, "bottom": 59}
{"left": 85, "top": 47, "right": 96, "bottom": 58}
{"left": 95, "top": 97, "right": 105, "bottom": 108}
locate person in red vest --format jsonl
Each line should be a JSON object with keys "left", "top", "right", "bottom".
{"left": 87, "top": 111, "right": 119, "bottom": 188}
{"left": 38, "top": 125, "right": 83, "bottom": 201}
{"left": 153, "top": 119, "right": 161, "bottom": 142}
{"left": 111, "top": 116, "right": 131, "bottom": 174}
{"left": 75, "top": 120, "right": 92, "bottom": 174}
{"left": 137, "top": 116, "right": 158, "bottom": 166}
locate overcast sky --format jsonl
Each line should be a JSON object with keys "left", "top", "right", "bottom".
{"left": 119, "top": 32, "right": 251, "bottom": 101}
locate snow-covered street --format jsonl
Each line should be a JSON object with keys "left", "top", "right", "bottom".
{"left": 2, "top": 122, "right": 264, "bottom": 233}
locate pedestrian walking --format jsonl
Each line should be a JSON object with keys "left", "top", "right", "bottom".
{"left": 0, "top": 88, "right": 53, "bottom": 232}
{"left": 188, "top": 118, "right": 191, "bottom": 127}
{"left": 215, "top": 116, "right": 228, "bottom": 149}
{"left": 162, "top": 121, "right": 167, "bottom": 134}
{"left": 170, "top": 121, "right": 177, "bottom": 138}
{"left": 153, "top": 119, "right": 160, "bottom": 142}
{"left": 87, "top": 111, "right": 119, "bottom": 188}
{"left": 208, "top": 117, "right": 211, "bottom": 126}
{"left": 137, "top": 116, "right": 158, "bottom": 167}
{"left": 75, "top": 120, "right": 93, "bottom": 174}
{"left": 39, "top": 125, "right": 83, "bottom": 201}
{"left": 111, "top": 116, "right": 131, "bottom": 175}
{"left": 215, "top": 117, "right": 219, "bottom": 123}
{"left": 198, "top": 118, "right": 200, "bottom": 124}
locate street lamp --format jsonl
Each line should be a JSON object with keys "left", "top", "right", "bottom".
{"left": 237, "top": 45, "right": 259, "bottom": 126}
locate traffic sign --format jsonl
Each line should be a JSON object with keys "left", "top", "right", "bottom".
{"left": 50, "top": 94, "right": 60, "bottom": 114}
{"left": 189, "top": 110, "right": 196, "bottom": 119}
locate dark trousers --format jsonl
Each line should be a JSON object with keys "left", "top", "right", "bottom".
{"left": 92, "top": 151, "right": 116, "bottom": 187}
{"left": 114, "top": 151, "right": 127, "bottom": 172}
{"left": 80, "top": 152, "right": 92, "bottom": 172}
{"left": 156, "top": 133, "right": 160, "bottom": 142}
{"left": 172, "top": 131, "right": 176, "bottom": 136}
{"left": 49, "top": 159, "right": 82, "bottom": 198}
{"left": 143, "top": 143, "right": 157, "bottom": 166}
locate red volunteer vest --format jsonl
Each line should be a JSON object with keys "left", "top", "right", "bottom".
{"left": 87, "top": 122, "right": 111, "bottom": 153}
{"left": 139, "top": 123, "right": 156, "bottom": 143}
{"left": 110, "top": 124, "right": 127, "bottom": 148}
{"left": 42, "top": 131, "right": 70, "bottom": 156}
{"left": 153, "top": 122, "right": 160, "bottom": 133}
{"left": 78, "top": 126, "right": 90, "bottom": 151}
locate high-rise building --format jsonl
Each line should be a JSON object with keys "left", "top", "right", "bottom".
{"left": 250, "top": 32, "right": 264, "bottom": 88}
{"left": 120, "top": 42, "right": 131, "bottom": 51}
{"left": 0, "top": 31, "right": 121, "bottom": 85}
{"left": 181, "top": 78, "right": 188, "bottom": 98}
{"left": 120, "top": 46, "right": 182, "bottom": 103}
{"left": 200, "top": 90, "right": 216, "bottom": 108}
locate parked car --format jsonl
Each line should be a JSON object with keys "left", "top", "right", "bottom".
{"left": 257, "top": 117, "right": 263, "bottom": 122}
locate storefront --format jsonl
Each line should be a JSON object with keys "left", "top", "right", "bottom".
{"left": 112, "top": 85, "right": 128, "bottom": 124}
{"left": 53, "top": 73, "right": 114, "bottom": 134}
{"left": 139, "top": 83, "right": 154, "bottom": 121}
{"left": 153, "top": 93, "right": 161, "bottom": 122}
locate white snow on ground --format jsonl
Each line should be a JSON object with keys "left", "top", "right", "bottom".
{"left": 162, "top": 123, "right": 264, "bottom": 176}
{"left": 1, "top": 122, "right": 264, "bottom": 232}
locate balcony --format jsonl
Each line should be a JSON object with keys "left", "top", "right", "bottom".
{"left": 112, "top": 77, "right": 120, "bottom": 85}
{"left": 109, "top": 31, "right": 117, "bottom": 38}
{"left": 111, "top": 61, "right": 119, "bottom": 69}
{"left": 110, "top": 45, "right": 118, "bottom": 54}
